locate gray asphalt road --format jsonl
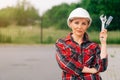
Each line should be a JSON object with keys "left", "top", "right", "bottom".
{"left": 0, "top": 45, "right": 119, "bottom": 80}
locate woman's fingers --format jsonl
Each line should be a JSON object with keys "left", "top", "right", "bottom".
{"left": 100, "top": 29, "right": 107, "bottom": 43}
{"left": 101, "top": 29, "right": 107, "bottom": 33}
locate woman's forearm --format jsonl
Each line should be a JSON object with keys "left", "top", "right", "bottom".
{"left": 100, "top": 29, "right": 108, "bottom": 59}
{"left": 82, "top": 66, "right": 98, "bottom": 74}
{"left": 100, "top": 43, "right": 108, "bottom": 59}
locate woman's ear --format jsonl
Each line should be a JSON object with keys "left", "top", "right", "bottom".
{"left": 68, "top": 21, "right": 72, "bottom": 28}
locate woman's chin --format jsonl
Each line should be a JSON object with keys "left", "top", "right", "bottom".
{"left": 75, "top": 32, "right": 83, "bottom": 37}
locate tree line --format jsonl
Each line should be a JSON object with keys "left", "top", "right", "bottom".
{"left": 42, "top": 0, "right": 120, "bottom": 31}
{"left": 0, "top": 0, "right": 40, "bottom": 27}
{"left": 0, "top": 0, "right": 120, "bottom": 31}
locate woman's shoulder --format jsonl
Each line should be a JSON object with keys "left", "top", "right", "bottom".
{"left": 91, "top": 41, "right": 99, "bottom": 46}
{"left": 56, "top": 37, "right": 69, "bottom": 44}
{"left": 56, "top": 35, "right": 71, "bottom": 44}
{"left": 56, "top": 38, "right": 64, "bottom": 44}
{"left": 86, "top": 41, "right": 100, "bottom": 49}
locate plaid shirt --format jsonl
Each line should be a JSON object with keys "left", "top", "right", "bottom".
{"left": 55, "top": 33, "right": 108, "bottom": 80}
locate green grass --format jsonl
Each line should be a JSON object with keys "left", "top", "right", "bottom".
{"left": 42, "top": 27, "right": 70, "bottom": 44}
{"left": 0, "top": 26, "right": 119, "bottom": 44}
{"left": 88, "top": 31, "right": 120, "bottom": 44}
{"left": 42, "top": 28, "right": 120, "bottom": 44}
{"left": 0, "top": 25, "right": 40, "bottom": 44}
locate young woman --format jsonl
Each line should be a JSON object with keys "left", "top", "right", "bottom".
{"left": 55, "top": 8, "right": 108, "bottom": 80}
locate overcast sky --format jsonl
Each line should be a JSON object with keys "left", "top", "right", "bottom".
{"left": 0, "top": 0, "right": 79, "bottom": 15}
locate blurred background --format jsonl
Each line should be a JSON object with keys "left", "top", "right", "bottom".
{"left": 0, "top": 0, "right": 120, "bottom": 80}
{"left": 0, "top": 0, "right": 119, "bottom": 44}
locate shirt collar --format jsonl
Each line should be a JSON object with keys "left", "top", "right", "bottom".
{"left": 64, "top": 32, "right": 90, "bottom": 44}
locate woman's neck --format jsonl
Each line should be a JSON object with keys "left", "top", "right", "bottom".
{"left": 72, "top": 34, "right": 83, "bottom": 45}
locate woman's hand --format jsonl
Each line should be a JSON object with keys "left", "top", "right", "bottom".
{"left": 90, "top": 68, "right": 98, "bottom": 74}
{"left": 82, "top": 66, "right": 98, "bottom": 74}
{"left": 100, "top": 29, "right": 107, "bottom": 44}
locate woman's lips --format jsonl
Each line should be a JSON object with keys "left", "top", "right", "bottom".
{"left": 76, "top": 30, "right": 83, "bottom": 32}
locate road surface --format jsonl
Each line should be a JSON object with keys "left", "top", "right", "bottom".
{"left": 0, "top": 45, "right": 119, "bottom": 80}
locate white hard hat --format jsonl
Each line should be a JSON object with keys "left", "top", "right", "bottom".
{"left": 67, "top": 8, "right": 92, "bottom": 27}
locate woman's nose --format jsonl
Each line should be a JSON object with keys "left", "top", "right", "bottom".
{"left": 77, "top": 24, "right": 82, "bottom": 28}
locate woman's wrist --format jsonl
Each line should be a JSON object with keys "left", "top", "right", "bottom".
{"left": 101, "top": 41, "right": 107, "bottom": 45}
{"left": 101, "top": 43, "right": 107, "bottom": 46}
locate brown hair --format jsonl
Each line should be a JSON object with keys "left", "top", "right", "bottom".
{"left": 83, "top": 32, "right": 89, "bottom": 41}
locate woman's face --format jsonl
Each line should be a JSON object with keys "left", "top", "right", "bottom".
{"left": 69, "top": 18, "right": 89, "bottom": 37}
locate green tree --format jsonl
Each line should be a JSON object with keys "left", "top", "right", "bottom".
{"left": 42, "top": 0, "right": 120, "bottom": 31}
{"left": 42, "top": 3, "right": 81, "bottom": 29}
{"left": 15, "top": 0, "right": 40, "bottom": 25}
{"left": 0, "top": 0, "right": 40, "bottom": 27}
{"left": 81, "top": 0, "right": 120, "bottom": 31}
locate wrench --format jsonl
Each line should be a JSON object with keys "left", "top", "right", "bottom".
{"left": 100, "top": 14, "right": 107, "bottom": 31}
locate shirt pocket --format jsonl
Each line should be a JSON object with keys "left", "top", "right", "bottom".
{"left": 83, "top": 49, "right": 95, "bottom": 66}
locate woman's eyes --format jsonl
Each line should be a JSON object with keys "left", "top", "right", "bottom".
{"left": 74, "top": 22, "right": 87, "bottom": 25}
{"left": 74, "top": 22, "right": 79, "bottom": 24}
{"left": 82, "top": 22, "right": 87, "bottom": 25}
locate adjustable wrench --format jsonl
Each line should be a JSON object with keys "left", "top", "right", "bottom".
{"left": 100, "top": 14, "right": 107, "bottom": 31}
{"left": 100, "top": 14, "right": 113, "bottom": 31}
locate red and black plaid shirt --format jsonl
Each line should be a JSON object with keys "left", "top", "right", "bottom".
{"left": 55, "top": 33, "right": 108, "bottom": 80}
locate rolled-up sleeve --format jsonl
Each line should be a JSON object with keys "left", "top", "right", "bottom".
{"left": 55, "top": 41, "right": 84, "bottom": 76}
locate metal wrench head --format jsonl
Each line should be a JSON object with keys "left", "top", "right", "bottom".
{"left": 100, "top": 14, "right": 107, "bottom": 23}
{"left": 100, "top": 14, "right": 107, "bottom": 31}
